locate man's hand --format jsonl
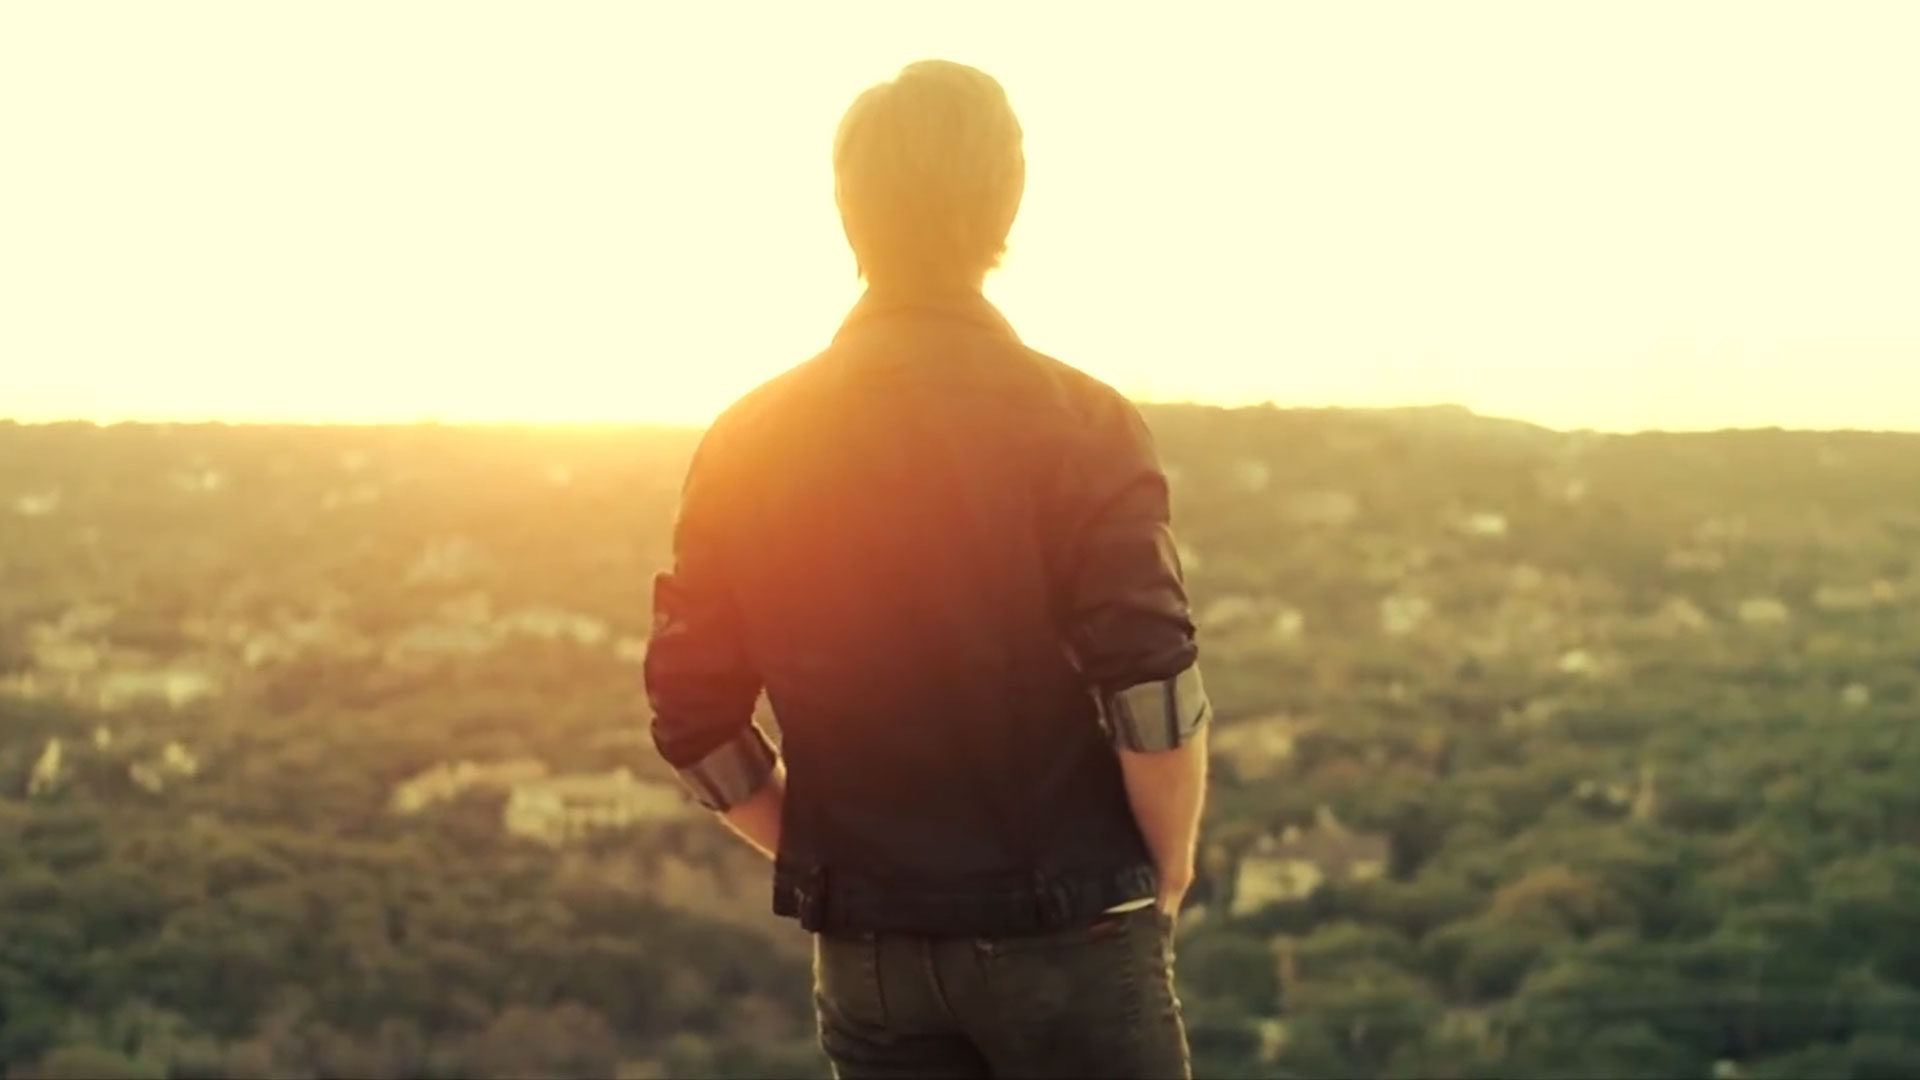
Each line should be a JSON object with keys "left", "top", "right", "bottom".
{"left": 716, "top": 761, "right": 787, "bottom": 859}
{"left": 1155, "top": 867, "right": 1193, "bottom": 921}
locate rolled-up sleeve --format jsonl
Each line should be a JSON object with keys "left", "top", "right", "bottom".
{"left": 1060, "top": 394, "right": 1212, "bottom": 752}
{"left": 643, "top": 433, "right": 776, "bottom": 810}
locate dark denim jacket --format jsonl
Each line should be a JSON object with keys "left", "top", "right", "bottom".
{"left": 644, "top": 289, "right": 1209, "bottom": 937}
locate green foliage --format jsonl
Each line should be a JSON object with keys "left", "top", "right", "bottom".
{"left": 6, "top": 409, "right": 1920, "bottom": 1078}
{"left": 1178, "top": 930, "right": 1281, "bottom": 1017}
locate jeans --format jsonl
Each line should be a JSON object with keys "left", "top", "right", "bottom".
{"left": 812, "top": 904, "right": 1191, "bottom": 1079}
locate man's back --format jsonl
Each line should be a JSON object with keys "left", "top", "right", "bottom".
{"left": 641, "top": 59, "right": 1208, "bottom": 1079}
{"left": 652, "top": 289, "right": 1179, "bottom": 935}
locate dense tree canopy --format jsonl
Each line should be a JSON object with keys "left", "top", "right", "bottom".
{"left": 3, "top": 406, "right": 1919, "bottom": 1078}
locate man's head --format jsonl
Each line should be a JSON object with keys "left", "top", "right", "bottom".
{"left": 833, "top": 60, "right": 1026, "bottom": 294}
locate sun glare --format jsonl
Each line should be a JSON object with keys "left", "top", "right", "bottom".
{"left": 2, "top": 2, "right": 1917, "bottom": 431}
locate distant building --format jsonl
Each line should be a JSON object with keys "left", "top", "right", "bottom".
{"left": 1230, "top": 807, "right": 1390, "bottom": 916}
{"left": 1288, "top": 490, "right": 1360, "bottom": 528}
{"left": 1737, "top": 597, "right": 1791, "bottom": 627}
{"left": 1232, "top": 458, "right": 1273, "bottom": 493}
{"left": 320, "top": 483, "right": 383, "bottom": 509}
{"left": 95, "top": 668, "right": 220, "bottom": 710}
{"left": 1269, "top": 608, "right": 1306, "bottom": 643}
{"left": 1665, "top": 548, "right": 1727, "bottom": 572}
{"left": 384, "top": 622, "right": 500, "bottom": 663}
{"left": 502, "top": 769, "right": 695, "bottom": 846}
{"left": 382, "top": 600, "right": 610, "bottom": 666}
{"left": 498, "top": 607, "right": 608, "bottom": 647}
{"left": 1199, "top": 595, "right": 1262, "bottom": 633}
{"left": 26, "top": 738, "right": 67, "bottom": 798}
{"left": 405, "top": 537, "right": 489, "bottom": 586}
{"left": 1381, "top": 593, "right": 1433, "bottom": 637}
{"left": 130, "top": 741, "right": 202, "bottom": 794}
{"left": 56, "top": 603, "right": 118, "bottom": 636}
{"left": 14, "top": 491, "right": 61, "bottom": 517}
{"left": 241, "top": 613, "right": 372, "bottom": 667}
{"left": 1813, "top": 583, "right": 1885, "bottom": 612}
{"left": 1211, "top": 717, "right": 1304, "bottom": 783}
{"left": 1557, "top": 649, "right": 1615, "bottom": 679}
{"left": 1458, "top": 511, "right": 1509, "bottom": 538}
{"left": 170, "top": 468, "right": 226, "bottom": 494}
{"left": 30, "top": 635, "right": 102, "bottom": 675}
{"left": 1646, "top": 598, "right": 1711, "bottom": 637}
{"left": 390, "top": 758, "right": 552, "bottom": 815}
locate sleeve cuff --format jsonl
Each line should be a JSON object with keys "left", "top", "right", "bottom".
{"left": 674, "top": 725, "right": 779, "bottom": 811}
{"left": 1100, "top": 663, "right": 1213, "bottom": 752}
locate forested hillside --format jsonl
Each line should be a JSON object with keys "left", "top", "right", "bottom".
{"left": 3, "top": 406, "right": 1918, "bottom": 1079}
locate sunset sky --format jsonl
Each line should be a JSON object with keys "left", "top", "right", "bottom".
{"left": 3, "top": 1, "right": 1916, "bottom": 432}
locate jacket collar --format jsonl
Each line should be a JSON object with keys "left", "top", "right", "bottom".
{"left": 832, "top": 286, "right": 1021, "bottom": 346}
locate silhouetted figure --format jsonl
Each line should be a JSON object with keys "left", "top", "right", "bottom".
{"left": 645, "top": 59, "right": 1210, "bottom": 1079}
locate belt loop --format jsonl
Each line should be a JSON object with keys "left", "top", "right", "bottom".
{"left": 814, "top": 866, "right": 831, "bottom": 930}
{"left": 1031, "top": 869, "right": 1061, "bottom": 930}
{"left": 797, "top": 866, "right": 830, "bottom": 931}
{"left": 923, "top": 938, "right": 962, "bottom": 1024}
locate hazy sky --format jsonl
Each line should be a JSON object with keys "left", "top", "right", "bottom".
{"left": 3, "top": 2, "right": 1916, "bottom": 431}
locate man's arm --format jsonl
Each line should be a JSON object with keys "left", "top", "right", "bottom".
{"left": 1115, "top": 696, "right": 1209, "bottom": 914}
{"left": 643, "top": 432, "right": 784, "bottom": 858}
{"left": 1059, "top": 394, "right": 1212, "bottom": 913}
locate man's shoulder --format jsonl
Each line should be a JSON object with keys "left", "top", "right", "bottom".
{"left": 1013, "top": 345, "right": 1144, "bottom": 435}
{"left": 703, "top": 334, "right": 1139, "bottom": 460}
{"left": 699, "top": 352, "right": 831, "bottom": 456}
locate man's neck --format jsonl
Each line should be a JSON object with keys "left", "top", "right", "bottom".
{"left": 834, "top": 283, "right": 1018, "bottom": 347}
{"left": 862, "top": 274, "right": 987, "bottom": 302}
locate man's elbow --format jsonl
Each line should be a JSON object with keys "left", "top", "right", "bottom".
{"left": 652, "top": 719, "right": 779, "bottom": 812}
{"left": 1100, "top": 662, "right": 1213, "bottom": 754}
{"left": 643, "top": 633, "right": 772, "bottom": 812}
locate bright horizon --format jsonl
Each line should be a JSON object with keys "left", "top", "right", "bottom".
{"left": 4, "top": 2, "right": 1917, "bottom": 433}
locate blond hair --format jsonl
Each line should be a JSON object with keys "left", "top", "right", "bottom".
{"left": 833, "top": 60, "right": 1026, "bottom": 291}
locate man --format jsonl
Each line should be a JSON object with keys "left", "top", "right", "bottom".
{"left": 644, "top": 59, "right": 1210, "bottom": 1080}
